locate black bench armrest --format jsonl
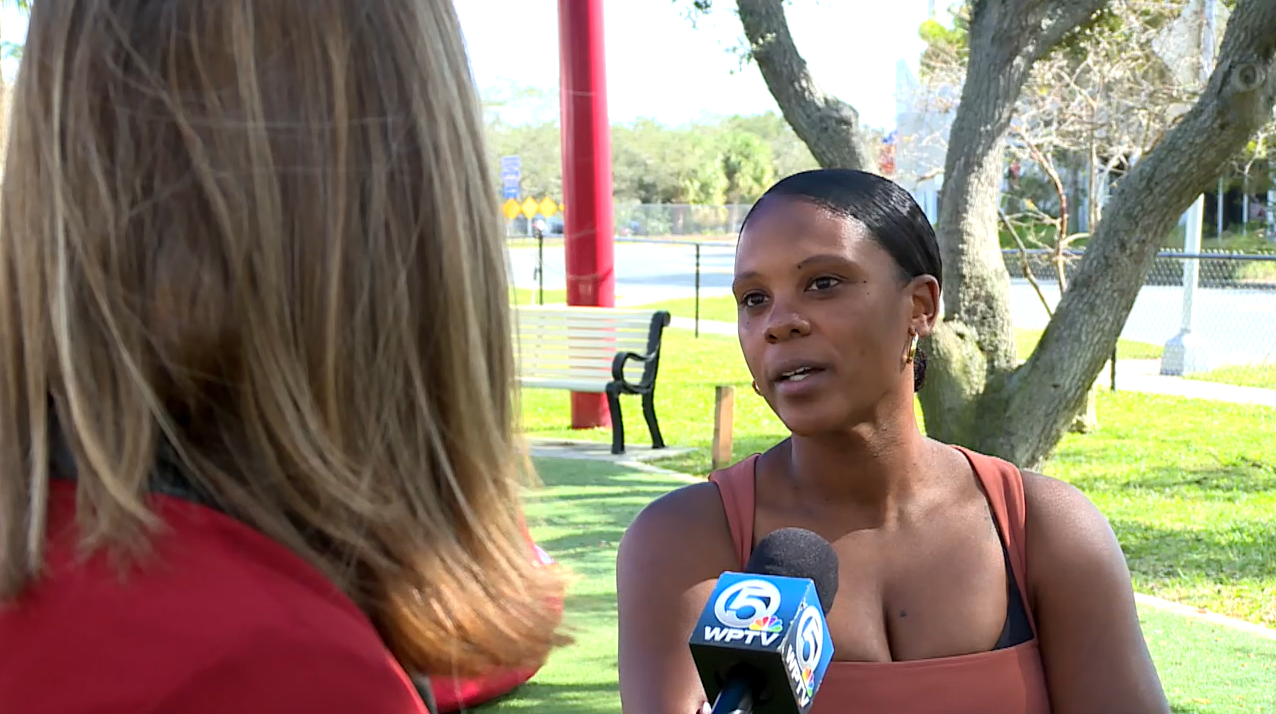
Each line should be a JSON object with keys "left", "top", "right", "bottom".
{"left": 609, "top": 310, "right": 670, "bottom": 396}
{"left": 611, "top": 349, "right": 659, "bottom": 391}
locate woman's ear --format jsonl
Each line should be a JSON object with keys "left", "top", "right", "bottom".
{"left": 909, "top": 275, "right": 941, "bottom": 337}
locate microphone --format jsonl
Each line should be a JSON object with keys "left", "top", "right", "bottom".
{"left": 688, "top": 528, "right": 839, "bottom": 714}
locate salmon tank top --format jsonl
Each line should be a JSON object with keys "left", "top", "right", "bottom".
{"left": 708, "top": 445, "right": 1052, "bottom": 714}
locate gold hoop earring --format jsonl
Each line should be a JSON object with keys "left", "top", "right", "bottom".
{"left": 751, "top": 380, "right": 762, "bottom": 395}
{"left": 907, "top": 332, "right": 919, "bottom": 364}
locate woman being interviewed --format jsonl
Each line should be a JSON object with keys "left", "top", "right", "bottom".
{"left": 616, "top": 169, "right": 1169, "bottom": 713}
{"left": 0, "top": 1, "right": 562, "bottom": 712}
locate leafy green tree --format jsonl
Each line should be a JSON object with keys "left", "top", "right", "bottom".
{"left": 719, "top": 112, "right": 818, "bottom": 179}
{"left": 720, "top": 131, "right": 773, "bottom": 205}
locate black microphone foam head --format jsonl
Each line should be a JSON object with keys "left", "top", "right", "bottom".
{"left": 745, "top": 527, "right": 839, "bottom": 615}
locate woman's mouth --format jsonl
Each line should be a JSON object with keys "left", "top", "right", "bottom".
{"left": 778, "top": 366, "right": 823, "bottom": 383}
{"left": 769, "top": 360, "right": 831, "bottom": 395}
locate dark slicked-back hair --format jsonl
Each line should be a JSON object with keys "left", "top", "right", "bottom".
{"left": 742, "top": 168, "right": 942, "bottom": 291}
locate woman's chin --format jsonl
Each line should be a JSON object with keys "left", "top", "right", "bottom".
{"left": 777, "top": 405, "right": 845, "bottom": 437}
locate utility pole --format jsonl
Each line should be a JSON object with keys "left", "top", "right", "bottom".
{"left": 1162, "top": 0, "right": 1216, "bottom": 375}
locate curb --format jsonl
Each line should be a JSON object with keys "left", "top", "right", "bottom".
{"left": 610, "top": 459, "right": 704, "bottom": 484}
{"left": 1134, "top": 593, "right": 1276, "bottom": 640}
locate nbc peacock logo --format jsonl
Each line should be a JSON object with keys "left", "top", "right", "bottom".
{"left": 801, "top": 666, "right": 815, "bottom": 696}
{"left": 748, "top": 615, "right": 783, "bottom": 633}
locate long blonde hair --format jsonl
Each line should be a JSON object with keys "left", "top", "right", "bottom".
{"left": 0, "top": 0, "right": 564, "bottom": 676}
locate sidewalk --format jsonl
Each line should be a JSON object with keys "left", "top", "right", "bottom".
{"left": 1111, "top": 358, "right": 1276, "bottom": 406}
{"left": 671, "top": 316, "right": 1276, "bottom": 407}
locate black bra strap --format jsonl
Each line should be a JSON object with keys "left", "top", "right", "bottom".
{"left": 992, "top": 544, "right": 1034, "bottom": 649}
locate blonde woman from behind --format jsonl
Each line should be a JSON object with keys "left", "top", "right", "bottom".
{"left": 0, "top": 1, "right": 564, "bottom": 712}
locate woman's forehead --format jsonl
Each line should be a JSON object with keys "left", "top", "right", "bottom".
{"left": 737, "top": 199, "right": 881, "bottom": 265}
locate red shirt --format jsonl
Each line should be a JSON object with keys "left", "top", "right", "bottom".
{"left": 0, "top": 480, "right": 428, "bottom": 714}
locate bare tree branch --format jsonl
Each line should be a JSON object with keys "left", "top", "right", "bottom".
{"left": 734, "top": 0, "right": 875, "bottom": 171}
{"left": 1002, "top": 0, "right": 1276, "bottom": 463}
{"left": 925, "top": 0, "right": 1108, "bottom": 375}
{"left": 1000, "top": 208, "right": 1056, "bottom": 318}
{"left": 1011, "top": 127, "right": 1072, "bottom": 289}
{"left": 1035, "top": 0, "right": 1119, "bottom": 55}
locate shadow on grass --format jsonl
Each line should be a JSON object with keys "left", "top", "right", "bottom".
{"left": 472, "top": 682, "right": 621, "bottom": 714}
{"left": 523, "top": 459, "right": 689, "bottom": 581}
{"left": 479, "top": 457, "right": 686, "bottom": 714}
{"left": 1112, "top": 461, "right": 1276, "bottom": 496}
{"left": 564, "top": 592, "right": 619, "bottom": 617}
{"left": 1113, "top": 517, "right": 1276, "bottom": 588}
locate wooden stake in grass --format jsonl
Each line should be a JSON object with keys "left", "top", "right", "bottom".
{"left": 712, "top": 385, "right": 734, "bottom": 471}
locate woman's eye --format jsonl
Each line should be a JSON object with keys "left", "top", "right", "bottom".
{"left": 740, "top": 293, "right": 766, "bottom": 308}
{"left": 809, "top": 276, "right": 841, "bottom": 291}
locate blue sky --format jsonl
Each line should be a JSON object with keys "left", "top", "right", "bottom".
{"left": 456, "top": 0, "right": 960, "bottom": 130}
{"left": 0, "top": 2, "right": 958, "bottom": 130}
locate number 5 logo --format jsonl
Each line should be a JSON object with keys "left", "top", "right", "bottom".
{"left": 796, "top": 604, "right": 824, "bottom": 671}
{"left": 714, "top": 579, "right": 782, "bottom": 629}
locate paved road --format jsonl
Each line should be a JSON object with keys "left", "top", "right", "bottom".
{"left": 508, "top": 242, "right": 1276, "bottom": 365}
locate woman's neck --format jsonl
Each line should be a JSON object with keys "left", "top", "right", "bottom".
{"left": 781, "top": 404, "right": 937, "bottom": 524}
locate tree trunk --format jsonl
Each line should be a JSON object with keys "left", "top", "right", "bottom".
{"left": 917, "top": 0, "right": 1109, "bottom": 452}
{"left": 996, "top": 0, "right": 1276, "bottom": 468}
{"left": 742, "top": 0, "right": 1276, "bottom": 470}
{"left": 734, "top": 0, "right": 874, "bottom": 172}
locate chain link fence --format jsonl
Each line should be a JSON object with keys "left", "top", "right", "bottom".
{"left": 1005, "top": 249, "right": 1276, "bottom": 380}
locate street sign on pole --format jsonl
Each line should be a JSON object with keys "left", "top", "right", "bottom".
{"left": 500, "top": 156, "right": 521, "bottom": 200}
{"left": 1161, "top": 0, "right": 1220, "bottom": 375}
{"left": 502, "top": 198, "right": 521, "bottom": 221}
{"left": 520, "top": 197, "right": 540, "bottom": 220}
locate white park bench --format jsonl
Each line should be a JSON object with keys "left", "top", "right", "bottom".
{"left": 513, "top": 305, "right": 672, "bottom": 455}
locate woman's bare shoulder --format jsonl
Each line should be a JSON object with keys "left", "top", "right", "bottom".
{"left": 1018, "top": 470, "right": 1170, "bottom": 712}
{"left": 1020, "top": 469, "right": 1110, "bottom": 539}
{"left": 619, "top": 479, "right": 736, "bottom": 568}
{"left": 616, "top": 479, "right": 742, "bottom": 714}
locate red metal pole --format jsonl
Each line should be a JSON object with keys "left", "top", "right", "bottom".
{"left": 558, "top": 0, "right": 615, "bottom": 429}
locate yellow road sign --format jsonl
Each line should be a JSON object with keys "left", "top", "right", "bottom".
{"left": 520, "top": 197, "right": 539, "bottom": 219}
{"left": 502, "top": 198, "right": 521, "bottom": 220}
{"left": 538, "top": 197, "right": 559, "bottom": 217}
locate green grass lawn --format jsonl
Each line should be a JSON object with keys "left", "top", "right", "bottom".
{"left": 1014, "top": 326, "right": 1165, "bottom": 361}
{"left": 1187, "top": 364, "right": 1276, "bottom": 391}
{"left": 511, "top": 287, "right": 569, "bottom": 306}
{"left": 519, "top": 328, "right": 1276, "bottom": 629}
{"left": 480, "top": 458, "right": 662, "bottom": 713}
{"left": 638, "top": 295, "right": 1167, "bottom": 362}
{"left": 480, "top": 458, "right": 1276, "bottom": 714}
